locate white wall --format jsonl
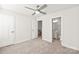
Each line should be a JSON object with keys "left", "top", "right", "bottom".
{"left": 32, "top": 16, "right": 38, "bottom": 39}
{"left": 15, "top": 14, "right": 33, "bottom": 43}
{"left": 0, "top": 8, "right": 33, "bottom": 47}
{"left": 38, "top": 6, "right": 79, "bottom": 50}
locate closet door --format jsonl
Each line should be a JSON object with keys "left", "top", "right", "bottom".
{"left": 0, "top": 14, "right": 15, "bottom": 47}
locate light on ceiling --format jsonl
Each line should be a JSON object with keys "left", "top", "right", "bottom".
{"left": 35, "top": 11, "right": 40, "bottom": 14}
{"left": 53, "top": 20, "right": 58, "bottom": 23}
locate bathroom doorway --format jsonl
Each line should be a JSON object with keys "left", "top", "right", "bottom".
{"left": 38, "top": 21, "right": 42, "bottom": 39}
{"left": 52, "top": 17, "right": 61, "bottom": 41}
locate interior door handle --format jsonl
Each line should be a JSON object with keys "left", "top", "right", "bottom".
{"left": 11, "top": 31, "right": 15, "bottom": 33}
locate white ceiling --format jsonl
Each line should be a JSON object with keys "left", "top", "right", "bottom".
{"left": 0, "top": 4, "right": 79, "bottom": 16}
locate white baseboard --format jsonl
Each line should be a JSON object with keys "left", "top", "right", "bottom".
{"left": 0, "top": 39, "right": 32, "bottom": 48}
{"left": 61, "top": 41, "right": 79, "bottom": 51}
{"left": 14, "top": 39, "right": 32, "bottom": 44}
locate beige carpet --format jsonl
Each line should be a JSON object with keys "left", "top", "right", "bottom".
{"left": 0, "top": 38, "right": 79, "bottom": 54}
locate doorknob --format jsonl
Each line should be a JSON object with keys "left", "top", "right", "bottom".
{"left": 11, "top": 30, "right": 15, "bottom": 33}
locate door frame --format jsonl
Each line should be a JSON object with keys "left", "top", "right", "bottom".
{"left": 37, "top": 20, "right": 42, "bottom": 39}
{"left": 52, "top": 17, "right": 62, "bottom": 42}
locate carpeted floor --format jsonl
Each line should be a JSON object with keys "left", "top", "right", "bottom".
{"left": 0, "top": 38, "right": 79, "bottom": 54}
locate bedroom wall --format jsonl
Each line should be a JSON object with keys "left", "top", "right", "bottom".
{"left": 31, "top": 16, "right": 38, "bottom": 39}
{"left": 38, "top": 6, "right": 79, "bottom": 50}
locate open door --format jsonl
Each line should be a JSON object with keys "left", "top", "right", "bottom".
{"left": 38, "top": 21, "right": 42, "bottom": 39}
{"left": 52, "top": 17, "right": 61, "bottom": 42}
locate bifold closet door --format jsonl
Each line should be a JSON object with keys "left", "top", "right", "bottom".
{"left": 0, "top": 14, "right": 15, "bottom": 47}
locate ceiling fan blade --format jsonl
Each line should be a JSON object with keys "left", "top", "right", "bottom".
{"left": 25, "top": 6, "right": 35, "bottom": 11}
{"left": 32, "top": 12, "right": 36, "bottom": 15}
{"left": 38, "top": 4, "right": 47, "bottom": 10}
{"left": 39, "top": 10, "right": 46, "bottom": 14}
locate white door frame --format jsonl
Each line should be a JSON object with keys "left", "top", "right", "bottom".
{"left": 52, "top": 16, "right": 62, "bottom": 42}
{"left": 37, "top": 20, "right": 42, "bottom": 38}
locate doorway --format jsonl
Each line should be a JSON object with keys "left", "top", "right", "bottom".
{"left": 38, "top": 21, "right": 42, "bottom": 39}
{"left": 52, "top": 17, "right": 61, "bottom": 41}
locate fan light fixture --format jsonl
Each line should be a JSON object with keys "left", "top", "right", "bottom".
{"left": 35, "top": 11, "right": 40, "bottom": 14}
{"left": 25, "top": 4, "right": 47, "bottom": 15}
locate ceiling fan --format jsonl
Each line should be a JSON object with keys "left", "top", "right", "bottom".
{"left": 25, "top": 4, "right": 47, "bottom": 15}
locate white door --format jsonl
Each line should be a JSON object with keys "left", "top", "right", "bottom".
{"left": 8, "top": 16, "right": 15, "bottom": 44}
{"left": 32, "top": 19, "right": 38, "bottom": 39}
{"left": 0, "top": 14, "right": 15, "bottom": 47}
